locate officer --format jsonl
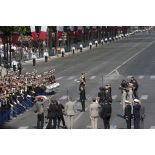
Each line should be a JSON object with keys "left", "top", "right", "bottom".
{"left": 101, "top": 39, "right": 104, "bottom": 45}
{"left": 130, "top": 77, "right": 139, "bottom": 98}
{"left": 12, "top": 60, "right": 17, "bottom": 72}
{"left": 61, "top": 47, "right": 65, "bottom": 57}
{"left": 17, "top": 61, "right": 23, "bottom": 76}
{"left": 100, "top": 101, "right": 112, "bottom": 129}
{"left": 32, "top": 53, "right": 37, "bottom": 66}
{"left": 79, "top": 44, "right": 83, "bottom": 52}
{"left": 34, "top": 97, "right": 45, "bottom": 129}
{"left": 104, "top": 38, "right": 108, "bottom": 43}
{"left": 109, "top": 37, "right": 112, "bottom": 43}
{"left": 43, "top": 50, "right": 49, "bottom": 62}
{"left": 124, "top": 100, "right": 132, "bottom": 129}
{"left": 72, "top": 46, "right": 75, "bottom": 55}
{"left": 95, "top": 40, "right": 98, "bottom": 47}
{"left": 133, "top": 99, "right": 141, "bottom": 129}
{"left": 79, "top": 86, "right": 86, "bottom": 112}
{"left": 89, "top": 42, "right": 92, "bottom": 50}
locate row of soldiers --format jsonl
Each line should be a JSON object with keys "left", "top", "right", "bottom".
{"left": 0, "top": 69, "right": 57, "bottom": 125}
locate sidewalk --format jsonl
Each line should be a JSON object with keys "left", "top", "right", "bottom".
{"left": 24, "top": 34, "right": 132, "bottom": 64}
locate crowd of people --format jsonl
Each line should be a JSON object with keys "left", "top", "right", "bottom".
{"left": 0, "top": 68, "right": 58, "bottom": 125}
{"left": 34, "top": 74, "right": 145, "bottom": 129}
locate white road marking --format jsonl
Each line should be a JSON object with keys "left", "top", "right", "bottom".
{"left": 89, "top": 76, "right": 96, "bottom": 80}
{"left": 60, "top": 95, "right": 68, "bottom": 100}
{"left": 150, "top": 126, "right": 155, "bottom": 129}
{"left": 112, "top": 95, "right": 117, "bottom": 100}
{"left": 74, "top": 79, "right": 80, "bottom": 83}
{"left": 138, "top": 75, "right": 144, "bottom": 79}
{"left": 127, "top": 75, "right": 132, "bottom": 79}
{"left": 140, "top": 95, "right": 148, "bottom": 100}
{"left": 57, "top": 76, "right": 64, "bottom": 80}
{"left": 18, "top": 126, "right": 29, "bottom": 129}
{"left": 86, "top": 125, "right": 92, "bottom": 129}
{"left": 67, "top": 76, "right": 76, "bottom": 80}
{"left": 110, "top": 125, "right": 117, "bottom": 129}
{"left": 150, "top": 75, "right": 155, "bottom": 79}
{"left": 74, "top": 40, "right": 155, "bottom": 123}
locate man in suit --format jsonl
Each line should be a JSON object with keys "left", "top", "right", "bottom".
{"left": 133, "top": 99, "right": 141, "bottom": 129}
{"left": 47, "top": 99, "right": 58, "bottom": 129}
{"left": 34, "top": 98, "right": 45, "bottom": 129}
{"left": 89, "top": 98, "right": 100, "bottom": 129}
{"left": 124, "top": 100, "right": 132, "bottom": 129}
{"left": 65, "top": 97, "right": 76, "bottom": 129}
{"left": 79, "top": 86, "right": 86, "bottom": 112}
{"left": 56, "top": 100, "right": 67, "bottom": 129}
{"left": 100, "top": 102, "right": 112, "bottom": 129}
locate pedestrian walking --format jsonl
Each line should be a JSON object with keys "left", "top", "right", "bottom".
{"left": 124, "top": 100, "right": 132, "bottom": 129}
{"left": 139, "top": 100, "right": 145, "bottom": 129}
{"left": 100, "top": 102, "right": 112, "bottom": 129}
{"left": 79, "top": 86, "right": 86, "bottom": 112}
{"left": 65, "top": 97, "right": 76, "bottom": 129}
{"left": 17, "top": 61, "right": 23, "bottom": 76}
{"left": 43, "top": 50, "right": 49, "bottom": 62}
{"left": 32, "top": 53, "right": 37, "bottom": 66}
{"left": 56, "top": 100, "right": 67, "bottom": 129}
{"left": 79, "top": 44, "right": 83, "bottom": 52}
{"left": 133, "top": 99, "right": 141, "bottom": 129}
{"left": 89, "top": 42, "right": 92, "bottom": 50}
{"left": 12, "top": 60, "right": 17, "bottom": 72}
{"left": 89, "top": 98, "right": 100, "bottom": 129}
{"left": 72, "top": 46, "right": 75, "bottom": 55}
{"left": 95, "top": 40, "right": 98, "bottom": 47}
{"left": 34, "top": 98, "right": 45, "bottom": 129}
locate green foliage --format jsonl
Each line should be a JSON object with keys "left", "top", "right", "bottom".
{"left": 0, "top": 26, "right": 30, "bottom": 35}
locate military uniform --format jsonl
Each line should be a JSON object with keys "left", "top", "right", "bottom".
{"left": 133, "top": 99, "right": 141, "bottom": 129}
{"left": 124, "top": 100, "right": 132, "bottom": 129}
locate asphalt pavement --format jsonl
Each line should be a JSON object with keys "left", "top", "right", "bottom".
{"left": 2, "top": 31, "right": 155, "bottom": 129}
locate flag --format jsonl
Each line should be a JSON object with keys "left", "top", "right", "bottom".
{"left": 39, "top": 26, "right": 47, "bottom": 40}
{"left": 30, "top": 26, "right": 38, "bottom": 40}
{"left": 57, "top": 26, "right": 64, "bottom": 39}
{"left": 11, "top": 32, "right": 19, "bottom": 44}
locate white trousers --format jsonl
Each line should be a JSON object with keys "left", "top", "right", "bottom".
{"left": 90, "top": 117, "right": 98, "bottom": 129}
{"left": 67, "top": 115, "right": 74, "bottom": 129}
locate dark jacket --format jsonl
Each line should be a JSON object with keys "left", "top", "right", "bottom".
{"left": 100, "top": 103, "right": 112, "bottom": 119}
{"left": 57, "top": 104, "right": 65, "bottom": 116}
{"left": 124, "top": 104, "right": 132, "bottom": 119}
{"left": 47, "top": 103, "right": 58, "bottom": 118}
{"left": 133, "top": 104, "right": 141, "bottom": 119}
{"left": 80, "top": 89, "right": 86, "bottom": 101}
